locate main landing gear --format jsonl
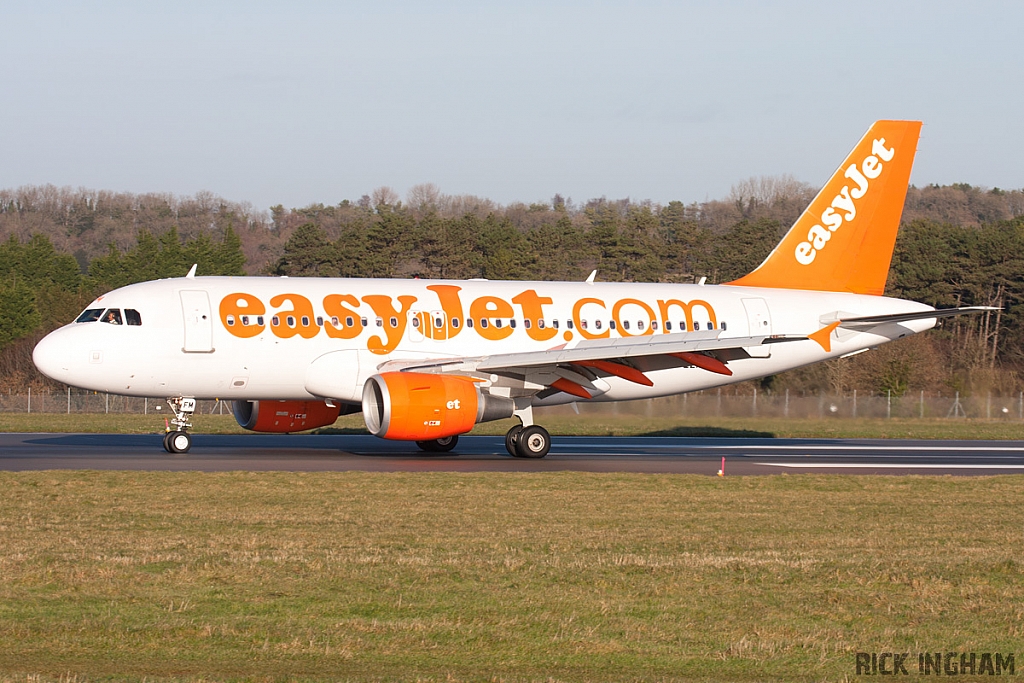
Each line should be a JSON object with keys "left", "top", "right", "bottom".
{"left": 502, "top": 402, "right": 551, "bottom": 458}
{"left": 162, "top": 397, "right": 196, "bottom": 454}
{"left": 416, "top": 435, "right": 459, "bottom": 452}
{"left": 504, "top": 424, "right": 551, "bottom": 458}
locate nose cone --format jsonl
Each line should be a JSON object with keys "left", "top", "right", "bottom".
{"left": 33, "top": 329, "right": 73, "bottom": 383}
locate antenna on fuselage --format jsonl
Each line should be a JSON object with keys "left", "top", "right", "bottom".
{"left": 585, "top": 270, "right": 597, "bottom": 285}
{"left": 185, "top": 264, "right": 197, "bottom": 279}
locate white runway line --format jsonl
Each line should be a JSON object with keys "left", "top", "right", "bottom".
{"left": 755, "top": 462, "right": 1024, "bottom": 469}
{"left": 569, "top": 443, "right": 1024, "bottom": 453}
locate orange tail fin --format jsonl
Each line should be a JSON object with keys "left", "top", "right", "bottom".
{"left": 727, "top": 120, "right": 921, "bottom": 295}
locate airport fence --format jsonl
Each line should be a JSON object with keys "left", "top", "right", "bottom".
{"left": 2, "top": 388, "right": 1024, "bottom": 421}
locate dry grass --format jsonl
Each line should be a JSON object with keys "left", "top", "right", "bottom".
{"left": 1, "top": 472, "right": 1022, "bottom": 681}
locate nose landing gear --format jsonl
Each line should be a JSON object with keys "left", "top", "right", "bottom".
{"left": 162, "top": 397, "right": 195, "bottom": 454}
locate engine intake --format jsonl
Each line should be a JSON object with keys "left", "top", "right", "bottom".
{"left": 362, "top": 372, "right": 514, "bottom": 440}
{"left": 232, "top": 399, "right": 341, "bottom": 433}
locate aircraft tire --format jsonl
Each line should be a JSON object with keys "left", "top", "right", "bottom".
{"left": 432, "top": 435, "right": 458, "bottom": 452}
{"left": 515, "top": 425, "right": 550, "bottom": 459}
{"left": 416, "top": 436, "right": 458, "bottom": 453}
{"left": 505, "top": 425, "right": 523, "bottom": 457}
{"left": 168, "top": 431, "right": 192, "bottom": 454}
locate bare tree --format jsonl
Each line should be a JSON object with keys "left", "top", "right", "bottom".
{"left": 406, "top": 183, "right": 442, "bottom": 212}
{"left": 370, "top": 186, "right": 400, "bottom": 209}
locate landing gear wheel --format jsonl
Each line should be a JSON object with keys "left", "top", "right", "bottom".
{"left": 416, "top": 435, "right": 459, "bottom": 453}
{"left": 167, "top": 430, "right": 192, "bottom": 454}
{"left": 515, "top": 425, "right": 550, "bottom": 459}
{"left": 162, "top": 397, "right": 196, "bottom": 454}
{"left": 505, "top": 425, "right": 524, "bottom": 457}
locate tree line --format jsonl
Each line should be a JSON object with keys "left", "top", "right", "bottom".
{"left": 1, "top": 181, "right": 1023, "bottom": 397}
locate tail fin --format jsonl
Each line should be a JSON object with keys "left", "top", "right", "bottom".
{"left": 727, "top": 120, "right": 921, "bottom": 295}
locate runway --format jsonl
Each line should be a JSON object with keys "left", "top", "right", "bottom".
{"left": 3, "top": 433, "right": 1024, "bottom": 475}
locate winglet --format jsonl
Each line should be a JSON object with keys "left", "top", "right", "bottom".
{"left": 808, "top": 321, "right": 841, "bottom": 352}
{"left": 727, "top": 120, "right": 922, "bottom": 295}
{"left": 185, "top": 264, "right": 198, "bottom": 279}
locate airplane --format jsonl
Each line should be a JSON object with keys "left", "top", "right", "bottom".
{"left": 32, "top": 120, "right": 990, "bottom": 457}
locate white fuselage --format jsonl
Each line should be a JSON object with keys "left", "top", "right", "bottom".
{"left": 33, "top": 276, "right": 935, "bottom": 405}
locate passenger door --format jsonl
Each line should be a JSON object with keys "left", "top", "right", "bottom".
{"left": 180, "top": 290, "right": 214, "bottom": 353}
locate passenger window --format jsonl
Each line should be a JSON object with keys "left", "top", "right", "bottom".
{"left": 257, "top": 316, "right": 265, "bottom": 326}
{"left": 679, "top": 321, "right": 686, "bottom": 331}
{"left": 452, "top": 318, "right": 460, "bottom": 328}
{"left": 342, "top": 316, "right": 350, "bottom": 327}
{"left": 721, "top": 321, "right": 727, "bottom": 330}
{"left": 595, "top": 320, "right": 602, "bottom": 330}
{"left": 412, "top": 317, "right": 420, "bottom": 328}
{"left": 125, "top": 309, "right": 142, "bottom": 326}
{"left": 272, "top": 316, "right": 280, "bottom": 326}
{"left": 524, "top": 319, "right": 532, "bottom": 329}
{"left": 434, "top": 316, "right": 443, "bottom": 328}
{"left": 510, "top": 319, "right": 516, "bottom": 329}
{"left": 581, "top": 320, "right": 588, "bottom": 329}
{"left": 495, "top": 319, "right": 503, "bottom": 329}
{"left": 466, "top": 318, "right": 473, "bottom": 328}
{"left": 226, "top": 315, "right": 236, "bottom": 326}
{"left": 76, "top": 308, "right": 104, "bottom": 323}
{"left": 389, "top": 316, "right": 398, "bottom": 327}
{"left": 287, "top": 316, "right": 296, "bottom": 327}
{"left": 375, "top": 318, "right": 383, "bottom": 327}
{"left": 665, "top": 321, "right": 672, "bottom": 331}
{"left": 622, "top": 320, "right": 630, "bottom": 330}
{"left": 536, "top": 319, "right": 544, "bottom": 329}
{"left": 241, "top": 315, "right": 250, "bottom": 326}
{"left": 638, "top": 321, "right": 645, "bottom": 331}
{"left": 302, "top": 316, "right": 311, "bottom": 327}
{"left": 103, "top": 309, "right": 123, "bottom": 325}
{"left": 361, "top": 317, "right": 368, "bottom": 327}
{"left": 609, "top": 320, "right": 615, "bottom": 330}
{"left": 480, "top": 319, "right": 489, "bottom": 328}
{"left": 651, "top": 321, "right": 657, "bottom": 331}
{"left": 315, "top": 316, "right": 323, "bottom": 326}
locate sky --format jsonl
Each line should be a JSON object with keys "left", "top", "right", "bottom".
{"left": 2, "top": 1, "right": 1021, "bottom": 212}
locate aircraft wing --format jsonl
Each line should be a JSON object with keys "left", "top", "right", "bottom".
{"left": 472, "top": 331, "right": 797, "bottom": 371}
{"left": 377, "top": 331, "right": 806, "bottom": 398}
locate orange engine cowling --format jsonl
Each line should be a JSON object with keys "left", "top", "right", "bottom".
{"left": 362, "top": 372, "right": 514, "bottom": 441}
{"left": 232, "top": 399, "right": 341, "bottom": 433}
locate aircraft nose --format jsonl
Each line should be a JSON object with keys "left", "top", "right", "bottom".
{"left": 33, "top": 329, "right": 73, "bottom": 383}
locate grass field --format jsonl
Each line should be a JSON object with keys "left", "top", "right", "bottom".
{"left": 1, "top": 471, "right": 1022, "bottom": 682}
{"left": 3, "top": 411, "right": 1024, "bottom": 440}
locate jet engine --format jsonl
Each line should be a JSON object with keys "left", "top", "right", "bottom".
{"left": 361, "top": 372, "right": 514, "bottom": 440}
{"left": 232, "top": 399, "right": 341, "bottom": 433}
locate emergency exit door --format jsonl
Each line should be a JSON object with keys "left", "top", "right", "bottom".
{"left": 742, "top": 297, "right": 772, "bottom": 358}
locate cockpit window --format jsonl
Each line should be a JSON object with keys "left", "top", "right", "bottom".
{"left": 102, "top": 309, "right": 123, "bottom": 325}
{"left": 125, "top": 309, "right": 142, "bottom": 326}
{"left": 76, "top": 308, "right": 104, "bottom": 323}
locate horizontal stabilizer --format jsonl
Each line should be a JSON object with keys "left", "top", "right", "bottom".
{"left": 837, "top": 306, "right": 998, "bottom": 328}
